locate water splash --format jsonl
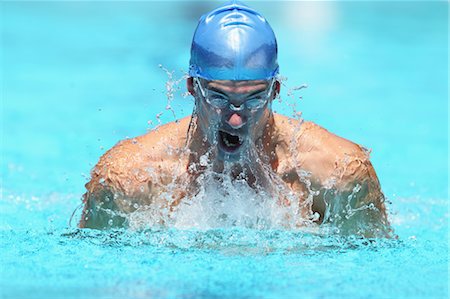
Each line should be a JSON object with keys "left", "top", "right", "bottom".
{"left": 80, "top": 71, "right": 393, "bottom": 239}
{"left": 61, "top": 227, "right": 401, "bottom": 253}
{"left": 276, "top": 74, "right": 308, "bottom": 120}
{"left": 147, "top": 65, "right": 190, "bottom": 130}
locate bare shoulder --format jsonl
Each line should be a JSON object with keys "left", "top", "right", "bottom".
{"left": 274, "top": 114, "right": 377, "bottom": 189}
{"left": 86, "top": 116, "right": 191, "bottom": 196}
{"left": 274, "top": 114, "right": 390, "bottom": 236}
{"left": 80, "top": 117, "right": 191, "bottom": 228}
{"left": 133, "top": 116, "right": 192, "bottom": 156}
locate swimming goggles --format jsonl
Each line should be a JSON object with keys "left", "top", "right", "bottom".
{"left": 194, "top": 77, "right": 276, "bottom": 112}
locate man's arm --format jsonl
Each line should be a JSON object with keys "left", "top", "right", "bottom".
{"left": 323, "top": 154, "right": 393, "bottom": 238}
{"left": 78, "top": 139, "right": 153, "bottom": 229}
{"left": 78, "top": 118, "right": 191, "bottom": 229}
{"left": 293, "top": 121, "right": 393, "bottom": 238}
{"left": 79, "top": 173, "right": 128, "bottom": 229}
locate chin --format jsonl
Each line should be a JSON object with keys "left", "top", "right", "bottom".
{"left": 217, "top": 140, "right": 258, "bottom": 164}
{"left": 217, "top": 146, "right": 243, "bottom": 162}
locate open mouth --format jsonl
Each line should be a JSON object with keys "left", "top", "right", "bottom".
{"left": 218, "top": 130, "right": 243, "bottom": 152}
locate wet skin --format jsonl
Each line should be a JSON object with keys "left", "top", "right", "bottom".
{"left": 79, "top": 79, "right": 391, "bottom": 237}
{"left": 192, "top": 78, "right": 275, "bottom": 164}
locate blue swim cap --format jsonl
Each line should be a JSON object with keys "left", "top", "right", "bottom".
{"left": 189, "top": 1, "right": 279, "bottom": 81}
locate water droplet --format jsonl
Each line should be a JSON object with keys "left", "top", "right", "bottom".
{"left": 199, "top": 154, "right": 209, "bottom": 167}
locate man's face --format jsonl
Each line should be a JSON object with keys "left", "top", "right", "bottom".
{"left": 190, "top": 78, "right": 277, "bottom": 161}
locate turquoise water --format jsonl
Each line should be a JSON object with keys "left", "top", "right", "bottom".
{"left": 1, "top": 1, "right": 448, "bottom": 298}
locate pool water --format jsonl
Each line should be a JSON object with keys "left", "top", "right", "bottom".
{"left": 1, "top": 1, "right": 448, "bottom": 298}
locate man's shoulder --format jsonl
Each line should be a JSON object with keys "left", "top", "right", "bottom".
{"left": 88, "top": 116, "right": 191, "bottom": 192}
{"left": 299, "top": 121, "right": 367, "bottom": 159}
{"left": 274, "top": 114, "right": 365, "bottom": 154}
{"left": 274, "top": 114, "right": 373, "bottom": 186}
{"left": 133, "top": 116, "right": 191, "bottom": 155}
{"left": 101, "top": 116, "right": 190, "bottom": 163}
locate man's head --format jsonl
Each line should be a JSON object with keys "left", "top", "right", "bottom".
{"left": 187, "top": 1, "right": 280, "bottom": 161}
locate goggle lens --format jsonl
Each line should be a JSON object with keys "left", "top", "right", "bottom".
{"left": 194, "top": 78, "right": 275, "bottom": 111}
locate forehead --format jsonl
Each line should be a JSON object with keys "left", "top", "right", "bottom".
{"left": 206, "top": 80, "right": 269, "bottom": 94}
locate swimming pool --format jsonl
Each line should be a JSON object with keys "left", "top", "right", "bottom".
{"left": 1, "top": 1, "right": 448, "bottom": 298}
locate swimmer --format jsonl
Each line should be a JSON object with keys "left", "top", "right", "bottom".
{"left": 79, "top": 1, "right": 392, "bottom": 237}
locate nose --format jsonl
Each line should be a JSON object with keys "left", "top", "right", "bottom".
{"left": 227, "top": 113, "right": 244, "bottom": 129}
{"left": 229, "top": 97, "right": 245, "bottom": 111}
